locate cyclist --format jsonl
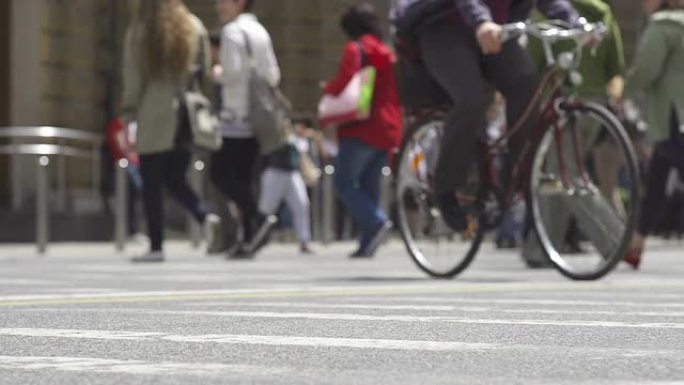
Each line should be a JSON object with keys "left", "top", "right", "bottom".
{"left": 391, "top": 0, "right": 581, "bottom": 231}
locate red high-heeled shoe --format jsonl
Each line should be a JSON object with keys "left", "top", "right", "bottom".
{"left": 623, "top": 247, "right": 643, "bottom": 270}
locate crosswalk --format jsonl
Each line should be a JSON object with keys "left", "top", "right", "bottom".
{"left": 1, "top": 242, "right": 684, "bottom": 384}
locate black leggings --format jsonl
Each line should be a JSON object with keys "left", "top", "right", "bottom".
{"left": 140, "top": 150, "right": 208, "bottom": 252}
{"left": 639, "top": 110, "right": 684, "bottom": 235}
{"left": 210, "top": 137, "right": 260, "bottom": 240}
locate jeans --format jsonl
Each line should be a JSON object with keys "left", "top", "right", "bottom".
{"left": 140, "top": 150, "right": 208, "bottom": 252}
{"left": 334, "top": 138, "right": 388, "bottom": 243}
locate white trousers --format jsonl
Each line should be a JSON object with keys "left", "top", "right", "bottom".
{"left": 259, "top": 168, "right": 311, "bottom": 243}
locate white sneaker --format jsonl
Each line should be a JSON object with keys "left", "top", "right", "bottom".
{"left": 204, "top": 214, "right": 222, "bottom": 252}
{"left": 129, "top": 233, "right": 149, "bottom": 247}
{"left": 131, "top": 251, "right": 165, "bottom": 263}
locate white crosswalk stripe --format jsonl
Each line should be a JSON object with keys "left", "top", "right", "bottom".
{"left": 0, "top": 328, "right": 681, "bottom": 357}
{"left": 0, "top": 356, "right": 289, "bottom": 377}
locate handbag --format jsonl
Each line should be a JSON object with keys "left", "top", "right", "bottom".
{"left": 241, "top": 30, "right": 292, "bottom": 156}
{"left": 318, "top": 42, "right": 377, "bottom": 128}
{"left": 178, "top": 35, "right": 222, "bottom": 153}
{"left": 299, "top": 151, "right": 321, "bottom": 187}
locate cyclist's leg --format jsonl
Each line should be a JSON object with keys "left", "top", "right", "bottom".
{"left": 483, "top": 40, "right": 539, "bottom": 163}
{"left": 418, "top": 22, "right": 490, "bottom": 196}
{"left": 484, "top": 40, "right": 550, "bottom": 262}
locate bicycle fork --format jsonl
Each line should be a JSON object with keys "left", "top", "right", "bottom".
{"left": 553, "top": 111, "right": 592, "bottom": 194}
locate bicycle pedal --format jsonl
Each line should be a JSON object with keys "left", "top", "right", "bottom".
{"left": 461, "top": 215, "right": 478, "bottom": 240}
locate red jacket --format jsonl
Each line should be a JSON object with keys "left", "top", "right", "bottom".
{"left": 324, "top": 34, "right": 403, "bottom": 151}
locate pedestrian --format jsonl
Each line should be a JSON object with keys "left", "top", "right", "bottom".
{"left": 106, "top": 117, "right": 143, "bottom": 239}
{"left": 623, "top": 0, "right": 684, "bottom": 269}
{"left": 203, "top": 30, "right": 244, "bottom": 255}
{"left": 212, "top": 0, "right": 280, "bottom": 252}
{"left": 255, "top": 134, "right": 314, "bottom": 256}
{"left": 324, "top": 2, "right": 403, "bottom": 257}
{"left": 121, "top": 0, "right": 220, "bottom": 263}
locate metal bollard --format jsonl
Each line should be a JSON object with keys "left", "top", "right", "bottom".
{"left": 310, "top": 147, "right": 323, "bottom": 242}
{"left": 91, "top": 145, "right": 101, "bottom": 199}
{"left": 36, "top": 156, "right": 50, "bottom": 255}
{"left": 56, "top": 140, "right": 67, "bottom": 212}
{"left": 188, "top": 158, "right": 205, "bottom": 248}
{"left": 114, "top": 159, "right": 129, "bottom": 252}
{"left": 311, "top": 182, "right": 322, "bottom": 242}
{"left": 11, "top": 153, "right": 23, "bottom": 210}
{"left": 322, "top": 165, "right": 335, "bottom": 244}
{"left": 381, "top": 166, "right": 393, "bottom": 214}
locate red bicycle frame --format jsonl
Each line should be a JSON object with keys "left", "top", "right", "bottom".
{"left": 480, "top": 66, "right": 591, "bottom": 209}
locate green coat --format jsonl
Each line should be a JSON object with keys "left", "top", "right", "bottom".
{"left": 626, "top": 10, "right": 684, "bottom": 143}
{"left": 120, "top": 14, "right": 211, "bottom": 155}
{"left": 528, "top": 0, "right": 625, "bottom": 97}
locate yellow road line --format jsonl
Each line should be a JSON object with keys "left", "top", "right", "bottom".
{"left": 2, "top": 280, "right": 684, "bottom": 308}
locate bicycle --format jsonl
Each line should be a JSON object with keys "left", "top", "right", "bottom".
{"left": 394, "top": 21, "right": 641, "bottom": 281}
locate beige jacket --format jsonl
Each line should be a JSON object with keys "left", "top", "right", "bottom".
{"left": 121, "top": 14, "right": 211, "bottom": 155}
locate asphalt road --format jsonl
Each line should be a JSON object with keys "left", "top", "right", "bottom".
{"left": 1, "top": 239, "right": 683, "bottom": 385}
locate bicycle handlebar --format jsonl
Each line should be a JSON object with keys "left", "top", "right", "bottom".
{"left": 501, "top": 20, "right": 608, "bottom": 45}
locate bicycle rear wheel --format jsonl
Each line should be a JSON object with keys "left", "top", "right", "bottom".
{"left": 529, "top": 101, "right": 640, "bottom": 280}
{"left": 395, "top": 117, "right": 485, "bottom": 279}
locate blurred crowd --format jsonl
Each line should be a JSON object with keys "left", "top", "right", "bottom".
{"left": 112, "top": 0, "right": 683, "bottom": 268}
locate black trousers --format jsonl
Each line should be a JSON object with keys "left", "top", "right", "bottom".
{"left": 210, "top": 137, "right": 260, "bottom": 241}
{"left": 140, "top": 150, "right": 208, "bottom": 252}
{"left": 639, "top": 110, "right": 684, "bottom": 235}
{"left": 418, "top": 22, "right": 539, "bottom": 195}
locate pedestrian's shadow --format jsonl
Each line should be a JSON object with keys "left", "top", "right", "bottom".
{"left": 317, "top": 277, "right": 428, "bottom": 283}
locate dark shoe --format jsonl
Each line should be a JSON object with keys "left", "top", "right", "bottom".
{"left": 352, "top": 221, "right": 393, "bottom": 258}
{"left": 131, "top": 251, "right": 165, "bottom": 263}
{"left": 563, "top": 241, "right": 586, "bottom": 254}
{"left": 349, "top": 247, "right": 372, "bottom": 258}
{"left": 623, "top": 247, "right": 642, "bottom": 270}
{"left": 243, "top": 215, "right": 278, "bottom": 255}
{"left": 226, "top": 246, "right": 256, "bottom": 260}
{"left": 436, "top": 193, "right": 468, "bottom": 231}
{"left": 496, "top": 239, "right": 519, "bottom": 249}
{"left": 524, "top": 258, "right": 553, "bottom": 269}
{"left": 300, "top": 243, "right": 315, "bottom": 255}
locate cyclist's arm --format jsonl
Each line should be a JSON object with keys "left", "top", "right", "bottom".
{"left": 454, "top": 0, "right": 579, "bottom": 28}
{"left": 454, "top": 0, "right": 493, "bottom": 28}
{"left": 536, "top": 0, "right": 580, "bottom": 25}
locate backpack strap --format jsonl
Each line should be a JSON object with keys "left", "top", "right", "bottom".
{"left": 357, "top": 41, "right": 369, "bottom": 69}
{"left": 240, "top": 28, "right": 257, "bottom": 70}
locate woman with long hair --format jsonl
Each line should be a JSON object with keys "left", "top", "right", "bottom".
{"left": 121, "top": 0, "right": 219, "bottom": 263}
{"left": 624, "top": 0, "right": 684, "bottom": 268}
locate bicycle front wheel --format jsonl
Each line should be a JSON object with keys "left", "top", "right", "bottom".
{"left": 395, "top": 117, "right": 484, "bottom": 279}
{"left": 530, "top": 101, "right": 641, "bottom": 280}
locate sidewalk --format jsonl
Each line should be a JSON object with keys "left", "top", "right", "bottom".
{"left": 0, "top": 239, "right": 368, "bottom": 260}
